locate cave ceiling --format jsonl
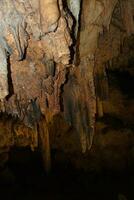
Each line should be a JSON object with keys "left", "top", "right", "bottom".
{"left": 0, "top": 0, "right": 134, "bottom": 154}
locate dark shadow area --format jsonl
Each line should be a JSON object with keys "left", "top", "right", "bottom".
{"left": 97, "top": 113, "right": 134, "bottom": 132}
{"left": 107, "top": 69, "right": 134, "bottom": 98}
{"left": 0, "top": 147, "right": 133, "bottom": 200}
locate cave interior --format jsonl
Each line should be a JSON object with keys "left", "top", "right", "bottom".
{"left": 0, "top": 0, "right": 134, "bottom": 199}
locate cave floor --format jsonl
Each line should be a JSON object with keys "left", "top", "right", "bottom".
{"left": 0, "top": 148, "right": 134, "bottom": 200}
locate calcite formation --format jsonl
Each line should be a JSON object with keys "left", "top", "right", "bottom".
{"left": 0, "top": 0, "right": 72, "bottom": 115}
{"left": 40, "top": 0, "right": 60, "bottom": 33}
{"left": 0, "top": 0, "right": 73, "bottom": 169}
{"left": 0, "top": 0, "right": 134, "bottom": 169}
{"left": 67, "top": 0, "right": 81, "bottom": 38}
{"left": 120, "top": 0, "right": 134, "bottom": 35}
{"left": 63, "top": 0, "right": 119, "bottom": 152}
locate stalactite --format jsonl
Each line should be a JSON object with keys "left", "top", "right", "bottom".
{"left": 67, "top": 0, "right": 81, "bottom": 38}
{"left": 0, "top": 47, "right": 9, "bottom": 99}
{"left": 95, "top": 65, "right": 109, "bottom": 102}
{"left": 40, "top": 0, "right": 60, "bottom": 34}
{"left": 47, "top": 65, "right": 67, "bottom": 115}
{"left": 120, "top": 0, "right": 134, "bottom": 35}
{"left": 10, "top": 21, "right": 29, "bottom": 61}
{"left": 63, "top": 58, "right": 96, "bottom": 153}
{"left": 41, "top": 15, "right": 73, "bottom": 65}
{"left": 3, "top": 0, "right": 29, "bottom": 60}
{"left": 38, "top": 118, "right": 51, "bottom": 173}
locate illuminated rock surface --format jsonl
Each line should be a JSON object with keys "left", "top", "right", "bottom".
{"left": 0, "top": 0, "right": 134, "bottom": 177}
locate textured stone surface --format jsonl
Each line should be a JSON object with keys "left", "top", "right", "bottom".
{"left": 0, "top": 0, "right": 134, "bottom": 170}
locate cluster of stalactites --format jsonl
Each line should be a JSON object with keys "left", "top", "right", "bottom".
{"left": 0, "top": 0, "right": 73, "bottom": 100}
{"left": 1, "top": 0, "right": 133, "bottom": 155}
{"left": 64, "top": 0, "right": 134, "bottom": 152}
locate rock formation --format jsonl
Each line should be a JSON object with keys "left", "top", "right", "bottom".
{"left": 0, "top": 0, "right": 134, "bottom": 171}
